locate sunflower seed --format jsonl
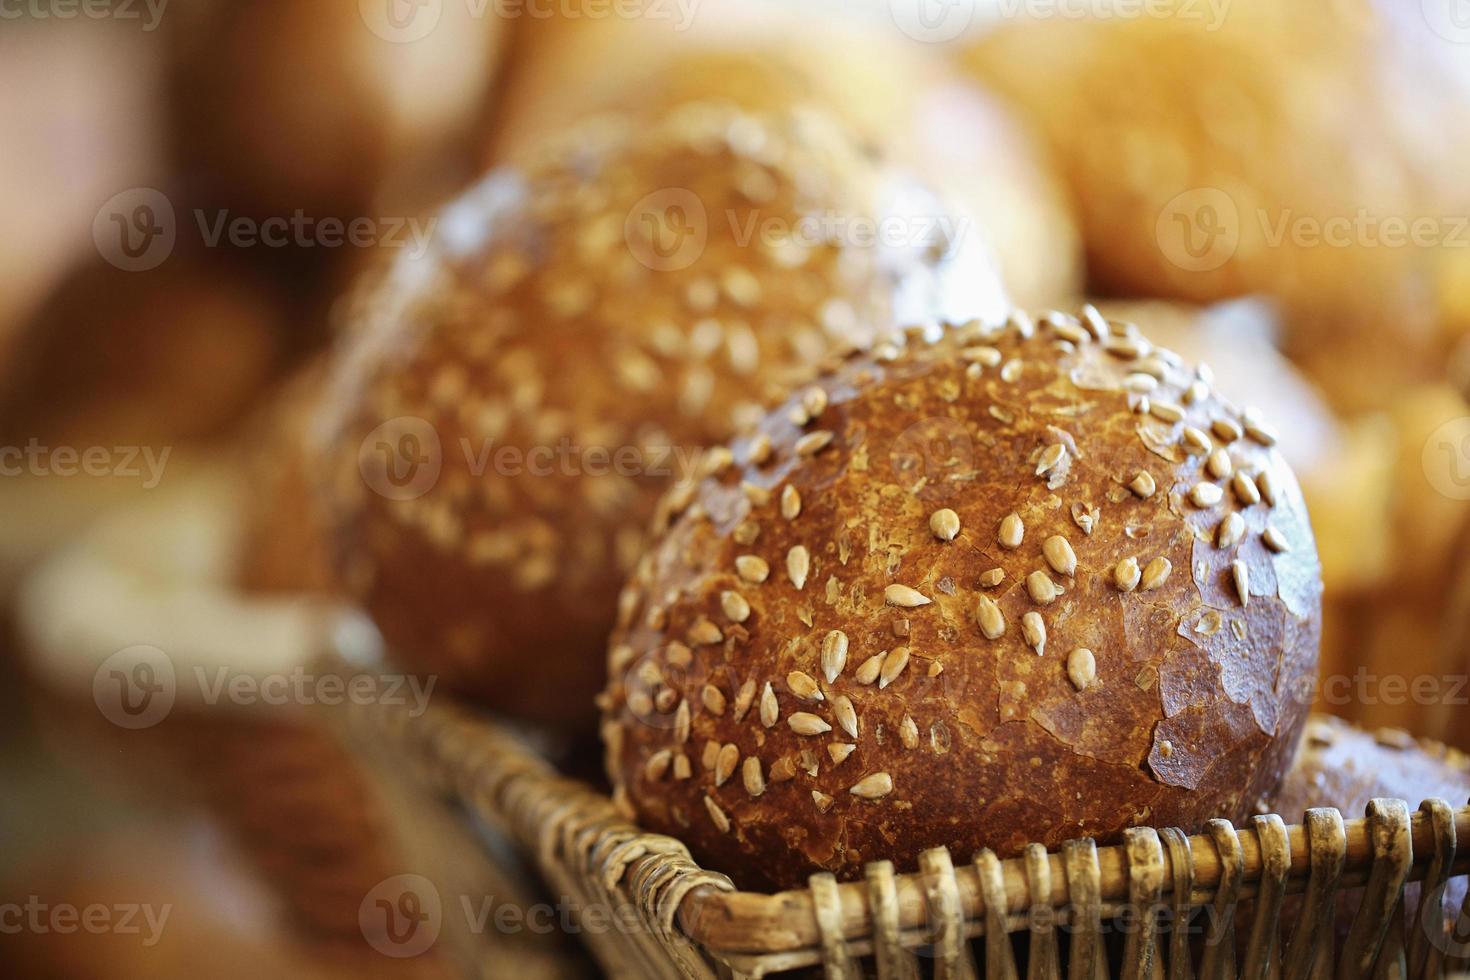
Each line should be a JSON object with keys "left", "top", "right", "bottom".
{"left": 746, "top": 433, "right": 772, "bottom": 465}
{"left": 1043, "top": 535, "right": 1077, "bottom": 576}
{"left": 855, "top": 654, "right": 884, "bottom": 685}
{"left": 689, "top": 620, "right": 724, "bottom": 646}
{"left": 787, "top": 545, "right": 810, "bottom": 589}
{"left": 828, "top": 743, "right": 855, "bottom": 765}
{"left": 801, "top": 386, "right": 828, "bottom": 420}
{"left": 1206, "top": 448, "right": 1233, "bottom": 480}
{"left": 1081, "top": 303, "right": 1109, "bottom": 340}
{"left": 812, "top": 790, "right": 834, "bottom": 813}
{"left": 1140, "top": 556, "right": 1172, "bottom": 591}
{"left": 1009, "top": 310, "right": 1036, "bottom": 338}
{"left": 850, "top": 772, "right": 894, "bottom": 799}
{"left": 759, "top": 682, "right": 778, "bottom": 728}
{"left": 789, "top": 712, "right": 831, "bottom": 736}
{"left": 1054, "top": 321, "right": 1090, "bottom": 345}
{"left": 1211, "top": 418, "right": 1242, "bottom": 443}
{"left": 820, "top": 697, "right": 855, "bottom": 743}
{"left": 645, "top": 750, "right": 673, "bottom": 781}
{"left": 1183, "top": 380, "right": 1209, "bottom": 405}
{"left": 961, "top": 344, "right": 1003, "bottom": 367}
{"left": 702, "top": 684, "right": 727, "bottom": 715}
{"left": 1067, "top": 648, "right": 1096, "bottom": 691}
{"left": 979, "top": 567, "right": 1006, "bottom": 588}
{"left": 1190, "top": 482, "right": 1224, "bottom": 508}
{"left": 821, "top": 631, "right": 848, "bottom": 682}
{"left": 671, "top": 701, "right": 692, "bottom": 745}
{"left": 735, "top": 555, "right": 769, "bottom": 584}
{"left": 1150, "top": 401, "right": 1184, "bottom": 423}
{"left": 1036, "top": 443, "right": 1068, "bottom": 477}
{"left": 795, "top": 430, "right": 834, "bottom": 456}
{"left": 1125, "top": 372, "right": 1159, "bottom": 394}
{"left": 1262, "top": 525, "right": 1290, "bottom": 553}
{"left": 900, "top": 715, "right": 919, "bottom": 749}
{"left": 1027, "top": 570, "right": 1062, "bottom": 605}
{"left": 1001, "top": 359, "right": 1024, "bottom": 382}
{"left": 672, "top": 753, "right": 691, "bottom": 779}
{"left": 976, "top": 595, "right": 1006, "bottom": 639}
{"left": 1256, "top": 470, "right": 1279, "bottom": 507}
{"left": 704, "top": 796, "right": 730, "bottom": 833}
{"left": 999, "top": 512, "right": 1025, "bottom": 549}
{"left": 1231, "top": 560, "right": 1250, "bottom": 606}
{"left": 742, "top": 482, "right": 771, "bottom": 507}
{"left": 779, "top": 485, "right": 802, "bottom": 520}
{"left": 1233, "top": 471, "right": 1261, "bottom": 506}
{"left": 702, "top": 741, "right": 720, "bottom": 770}
{"left": 879, "top": 647, "right": 910, "bottom": 688}
{"left": 885, "top": 584, "right": 931, "bottom": 608}
{"left": 1129, "top": 471, "right": 1157, "bottom": 498}
{"left": 715, "top": 744, "right": 739, "bottom": 786}
{"left": 1217, "top": 512, "right": 1246, "bottom": 548}
{"left": 1182, "top": 426, "right": 1213, "bottom": 455}
{"left": 770, "top": 757, "right": 797, "bottom": 783}
{"left": 930, "top": 508, "right": 961, "bottom": 541}
{"left": 787, "top": 670, "right": 824, "bottom": 702}
{"left": 1243, "top": 409, "right": 1278, "bottom": 446}
{"left": 721, "top": 591, "right": 751, "bottom": 623}
{"left": 1114, "top": 557, "right": 1141, "bottom": 592}
{"left": 1022, "top": 612, "right": 1047, "bottom": 655}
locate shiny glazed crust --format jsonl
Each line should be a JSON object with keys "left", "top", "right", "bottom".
{"left": 603, "top": 308, "right": 1322, "bottom": 890}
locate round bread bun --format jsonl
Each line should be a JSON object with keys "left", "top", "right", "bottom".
{"left": 601, "top": 307, "right": 1323, "bottom": 890}
{"left": 488, "top": 1, "right": 1081, "bottom": 308}
{"left": 312, "top": 103, "right": 1007, "bottom": 729}
{"left": 964, "top": 1, "right": 1470, "bottom": 410}
{"left": 168, "top": 0, "right": 505, "bottom": 219}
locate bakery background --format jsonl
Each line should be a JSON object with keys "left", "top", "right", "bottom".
{"left": 1, "top": 0, "right": 1468, "bottom": 976}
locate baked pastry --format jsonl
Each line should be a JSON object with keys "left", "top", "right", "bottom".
{"left": 488, "top": 2, "right": 1080, "bottom": 308}
{"left": 312, "top": 103, "right": 1006, "bottom": 728}
{"left": 602, "top": 307, "right": 1323, "bottom": 889}
{"left": 965, "top": 1, "right": 1470, "bottom": 411}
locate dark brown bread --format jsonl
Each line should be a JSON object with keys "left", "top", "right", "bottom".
{"left": 602, "top": 307, "right": 1322, "bottom": 890}
{"left": 312, "top": 103, "right": 1006, "bottom": 728}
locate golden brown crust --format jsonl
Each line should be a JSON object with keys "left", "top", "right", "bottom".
{"left": 603, "top": 307, "right": 1322, "bottom": 890}
{"left": 313, "top": 103, "right": 1006, "bottom": 728}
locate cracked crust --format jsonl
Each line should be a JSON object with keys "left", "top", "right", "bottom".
{"left": 602, "top": 308, "right": 1321, "bottom": 890}
{"left": 311, "top": 103, "right": 1006, "bottom": 728}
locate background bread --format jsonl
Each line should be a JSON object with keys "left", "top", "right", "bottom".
{"left": 488, "top": 0, "right": 1081, "bottom": 309}
{"left": 602, "top": 307, "right": 1322, "bottom": 890}
{"left": 312, "top": 102, "right": 1007, "bottom": 729}
{"left": 964, "top": 0, "right": 1470, "bottom": 413}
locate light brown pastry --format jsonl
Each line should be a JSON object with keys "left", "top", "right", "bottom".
{"left": 965, "top": 0, "right": 1470, "bottom": 412}
{"left": 312, "top": 103, "right": 1006, "bottom": 728}
{"left": 489, "top": 1, "right": 1081, "bottom": 308}
{"left": 602, "top": 307, "right": 1323, "bottom": 890}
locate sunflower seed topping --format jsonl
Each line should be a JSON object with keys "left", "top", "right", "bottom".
{"left": 742, "top": 757, "right": 765, "bottom": 797}
{"left": 1022, "top": 612, "right": 1047, "bottom": 655}
{"left": 878, "top": 647, "right": 910, "bottom": 688}
{"left": 1231, "top": 560, "right": 1250, "bottom": 606}
{"left": 1150, "top": 401, "right": 1184, "bottom": 423}
{"left": 689, "top": 620, "right": 724, "bottom": 646}
{"left": 746, "top": 433, "right": 773, "bottom": 465}
{"left": 786, "top": 545, "right": 810, "bottom": 589}
{"left": 645, "top": 749, "right": 673, "bottom": 781}
{"left": 674, "top": 700, "right": 691, "bottom": 743}
{"left": 1212, "top": 418, "right": 1242, "bottom": 443}
{"left": 832, "top": 695, "right": 859, "bottom": 738}
{"left": 976, "top": 595, "right": 1006, "bottom": 639}
{"left": 1043, "top": 535, "right": 1077, "bottom": 576}
{"left": 780, "top": 484, "right": 801, "bottom": 520}
{"left": 795, "top": 430, "right": 834, "bottom": 457}
{"left": 701, "top": 684, "right": 727, "bottom": 715}
{"left": 1140, "top": 557, "right": 1172, "bottom": 591}
{"left": 885, "top": 584, "right": 931, "bottom": 607}
{"left": 979, "top": 567, "right": 1006, "bottom": 588}
{"left": 1256, "top": 470, "right": 1279, "bottom": 507}
{"left": 759, "top": 682, "right": 778, "bottom": 728}
{"left": 1262, "top": 525, "right": 1290, "bottom": 553}
{"left": 704, "top": 796, "right": 730, "bottom": 833}
{"left": 1114, "top": 557, "right": 1141, "bottom": 592}
{"left": 999, "top": 512, "right": 1025, "bottom": 549}
{"left": 732, "top": 679, "right": 756, "bottom": 722}
{"left": 720, "top": 591, "right": 751, "bottom": 623}
{"left": 1233, "top": 471, "right": 1261, "bottom": 506}
{"left": 1181, "top": 427, "right": 1213, "bottom": 455}
{"left": 801, "top": 386, "right": 828, "bottom": 419}
{"left": 1129, "top": 471, "right": 1157, "bottom": 498}
{"left": 735, "top": 555, "right": 770, "bottom": 584}
{"left": 1027, "top": 570, "right": 1062, "bottom": 605}
{"left": 850, "top": 772, "right": 894, "bottom": 799}
{"left": 821, "top": 631, "right": 849, "bottom": 682}
{"left": 930, "top": 508, "right": 961, "bottom": 541}
{"left": 1206, "top": 448, "right": 1233, "bottom": 480}
{"left": 1190, "top": 482, "right": 1224, "bottom": 508}
{"left": 787, "top": 670, "right": 824, "bottom": 702}
{"left": 1036, "top": 443, "right": 1068, "bottom": 477}
{"left": 789, "top": 712, "right": 832, "bottom": 736}
{"left": 1067, "top": 648, "right": 1097, "bottom": 691}
{"left": 1217, "top": 512, "right": 1246, "bottom": 549}
{"left": 673, "top": 754, "right": 691, "bottom": 780}
{"left": 715, "top": 744, "right": 739, "bottom": 786}
{"left": 827, "top": 743, "right": 855, "bottom": 765}
{"left": 855, "top": 654, "right": 883, "bottom": 685}
{"left": 812, "top": 790, "right": 834, "bottom": 813}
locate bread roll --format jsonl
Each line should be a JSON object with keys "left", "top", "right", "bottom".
{"left": 313, "top": 103, "right": 1006, "bottom": 728}
{"left": 602, "top": 307, "right": 1322, "bottom": 890}
{"left": 965, "top": 1, "right": 1470, "bottom": 411}
{"left": 489, "top": 2, "right": 1081, "bottom": 308}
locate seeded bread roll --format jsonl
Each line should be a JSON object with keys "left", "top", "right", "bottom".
{"left": 313, "top": 104, "right": 1006, "bottom": 728}
{"left": 602, "top": 307, "right": 1322, "bottom": 890}
{"left": 964, "top": 0, "right": 1470, "bottom": 411}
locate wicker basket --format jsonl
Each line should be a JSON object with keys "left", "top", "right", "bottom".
{"left": 326, "top": 653, "right": 1470, "bottom": 980}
